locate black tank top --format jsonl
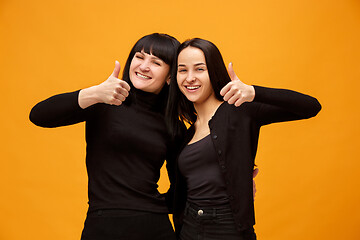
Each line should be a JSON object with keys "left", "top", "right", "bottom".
{"left": 178, "top": 134, "right": 229, "bottom": 207}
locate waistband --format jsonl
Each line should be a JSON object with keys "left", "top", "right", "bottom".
{"left": 185, "top": 202, "right": 233, "bottom": 218}
{"left": 87, "top": 208, "right": 162, "bottom": 217}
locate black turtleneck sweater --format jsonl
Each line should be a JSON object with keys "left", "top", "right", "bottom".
{"left": 29, "top": 89, "right": 174, "bottom": 213}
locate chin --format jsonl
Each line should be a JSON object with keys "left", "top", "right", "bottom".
{"left": 131, "top": 80, "right": 145, "bottom": 90}
{"left": 185, "top": 97, "right": 197, "bottom": 103}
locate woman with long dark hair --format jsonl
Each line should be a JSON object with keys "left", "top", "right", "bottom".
{"left": 167, "top": 38, "right": 321, "bottom": 240}
{"left": 30, "top": 33, "right": 180, "bottom": 240}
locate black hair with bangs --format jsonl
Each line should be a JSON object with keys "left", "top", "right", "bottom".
{"left": 122, "top": 33, "right": 180, "bottom": 86}
{"left": 120, "top": 33, "right": 180, "bottom": 110}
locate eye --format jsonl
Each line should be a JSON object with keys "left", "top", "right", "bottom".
{"left": 153, "top": 61, "right": 161, "bottom": 66}
{"left": 178, "top": 68, "right": 187, "bottom": 73}
{"left": 197, "top": 67, "right": 205, "bottom": 71}
{"left": 135, "top": 54, "right": 144, "bottom": 59}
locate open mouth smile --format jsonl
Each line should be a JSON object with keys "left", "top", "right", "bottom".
{"left": 185, "top": 85, "right": 201, "bottom": 90}
{"left": 136, "top": 72, "right": 151, "bottom": 79}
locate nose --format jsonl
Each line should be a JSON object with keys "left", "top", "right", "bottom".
{"left": 139, "top": 60, "right": 150, "bottom": 72}
{"left": 185, "top": 71, "right": 196, "bottom": 82}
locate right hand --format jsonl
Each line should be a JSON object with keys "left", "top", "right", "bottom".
{"left": 96, "top": 61, "right": 131, "bottom": 105}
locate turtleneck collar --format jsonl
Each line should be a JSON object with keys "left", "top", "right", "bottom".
{"left": 129, "top": 86, "right": 168, "bottom": 112}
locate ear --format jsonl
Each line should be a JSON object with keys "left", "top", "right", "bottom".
{"left": 166, "top": 75, "right": 171, "bottom": 85}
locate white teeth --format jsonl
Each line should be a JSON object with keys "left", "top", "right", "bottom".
{"left": 186, "top": 86, "right": 200, "bottom": 90}
{"left": 136, "top": 72, "right": 150, "bottom": 79}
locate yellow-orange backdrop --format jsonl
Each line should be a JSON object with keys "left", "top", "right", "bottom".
{"left": 1, "top": 0, "right": 359, "bottom": 239}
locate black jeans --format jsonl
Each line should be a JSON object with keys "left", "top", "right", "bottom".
{"left": 81, "top": 209, "right": 176, "bottom": 240}
{"left": 179, "top": 203, "right": 256, "bottom": 240}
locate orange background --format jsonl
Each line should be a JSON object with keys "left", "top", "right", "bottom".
{"left": 1, "top": 0, "right": 360, "bottom": 239}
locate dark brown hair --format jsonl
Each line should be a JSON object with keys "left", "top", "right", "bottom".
{"left": 166, "top": 38, "right": 231, "bottom": 138}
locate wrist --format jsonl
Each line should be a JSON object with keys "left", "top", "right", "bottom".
{"left": 78, "top": 85, "right": 101, "bottom": 109}
{"left": 248, "top": 85, "right": 255, "bottom": 102}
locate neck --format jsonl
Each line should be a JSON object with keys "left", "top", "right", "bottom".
{"left": 194, "top": 96, "right": 223, "bottom": 125}
{"left": 130, "top": 86, "right": 167, "bottom": 112}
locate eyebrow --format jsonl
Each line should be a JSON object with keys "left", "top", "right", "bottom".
{"left": 178, "top": 63, "right": 206, "bottom": 67}
{"left": 138, "top": 51, "right": 163, "bottom": 62}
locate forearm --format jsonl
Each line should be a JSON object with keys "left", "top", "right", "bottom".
{"left": 251, "top": 85, "right": 321, "bottom": 125}
{"left": 253, "top": 85, "right": 321, "bottom": 117}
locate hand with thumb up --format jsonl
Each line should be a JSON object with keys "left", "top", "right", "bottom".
{"left": 79, "top": 61, "right": 131, "bottom": 109}
{"left": 220, "top": 62, "right": 255, "bottom": 107}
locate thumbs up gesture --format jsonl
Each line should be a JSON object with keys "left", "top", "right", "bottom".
{"left": 78, "top": 61, "right": 131, "bottom": 109}
{"left": 96, "top": 61, "right": 131, "bottom": 105}
{"left": 220, "top": 63, "right": 255, "bottom": 107}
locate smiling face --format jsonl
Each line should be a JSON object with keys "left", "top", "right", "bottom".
{"left": 129, "top": 50, "right": 170, "bottom": 94}
{"left": 177, "top": 46, "right": 215, "bottom": 104}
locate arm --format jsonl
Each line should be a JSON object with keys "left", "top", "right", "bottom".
{"left": 252, "top": 85, "right": 321, "bottom": 125}
{"left": 29, "top": 90, "right": 88, "bottom": 128}
{"left": 220, "top": 62, "right": 321, "bottom": 125}
{"left": 29, "top": 61, "right": 131, "bottom": 128}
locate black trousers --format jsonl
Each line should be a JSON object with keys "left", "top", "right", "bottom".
{"left": 179, "top": 203, "right": 256, "bottom": 240}
{"left": 81, "top": 209, "right": 176, "bottom": 240}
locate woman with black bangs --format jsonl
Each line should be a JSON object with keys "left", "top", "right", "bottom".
{"left": 166, "top": 38, "right": 321, "bottom": 239}
{"left": 29, "top": 33, "right": 180, "bottom": 240}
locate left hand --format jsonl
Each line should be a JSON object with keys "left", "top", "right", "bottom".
{"left": 220, "top": 63, "right": 255, "bottom": 107}
{"left": 253, "top": 168, "right": 259, "bottom": 200}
